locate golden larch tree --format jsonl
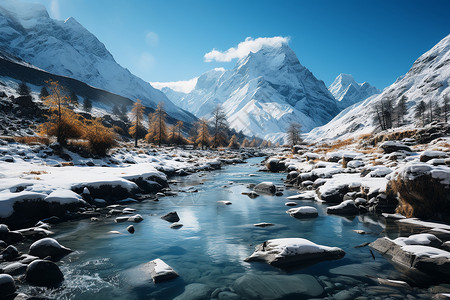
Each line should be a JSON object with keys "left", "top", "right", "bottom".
{"left": 195, "top": 118, "right": 210, "bottom": 150}
{"left": 129, "top": 99, "right": 145, "bottom": 147}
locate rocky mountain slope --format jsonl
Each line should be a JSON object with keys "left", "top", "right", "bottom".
{"left": 328, "top": 73, "right": 380, "bottom": 109}
{"left": 162, "top": 44, "right": 340, "bottom": 142}
{"left": 308, "top": 34, "right": 450, "bottom": 141}
{"left": 0, "top": 0, "right": 196, "bottom": 123}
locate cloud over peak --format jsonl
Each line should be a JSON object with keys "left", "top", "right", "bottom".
{"left": 204, "top": 36, "right": 289, "bottom": 62}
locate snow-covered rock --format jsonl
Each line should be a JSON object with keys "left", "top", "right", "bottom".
{"left": 326, "top": 200, "right": 359, "bottom": 215}
{"left": 162, "top": 43, "right": 340, "bottom": 142}
{"left": 29, "top": 237, "right": 73, "bottom": 260}
{"left": 286, "top": 206, "right": 318, "bottom": 218}
{"left": 328, "top": 73, "right": 380, "bottom": 109}
{"left": 147, "top": 258, "right": 179, "bottom": 283}
{"left": 245, "top": 238, "right": 345, "bottom": 267}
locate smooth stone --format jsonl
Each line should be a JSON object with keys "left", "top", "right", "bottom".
{"left": 253, "top": 182, "right": 276, "bottom": 194}
{"left": 253, "top": 223, "right": 275, "bottom": 227}
{"left": 29, "top": 238, "right": 73, "bottom": 260}
{"left": 0, "top": 274, "right": 16, "bottom": 298}
{"left": 147, "top": 258, "right": 179, "bottom": 283}
{"left": 115, "top": 216, "right": 129, "bottom": 223}
{"left": 2, "top": 262, "right": 27, "bottom": 275}
{"left": 329, "top": 262, "right": 383, "bottom": 278}
{"left": 1, "top": 245, "right": 19, "bottom": 261}
{"left": 170, "top": 223, "right": 183, "bottom": 229}
{"left": 218, "top": 291, "right": 241, "bottom": 300}
{"left": 161, "top": 211, "right": 180, "bottom": 223}
{"left": 127, "top": 225, "right": 135, "bottom": 234}
{"left": 173, "top": 283, "right": 212, "bottom": 300}
{"left": 128, "top": 214, "right": 144, "bottom": 223}
{"left": 233, "top": 274, "right": 323, "bottom": 300}
{"left": 285, "top": 202, "right": 297, "bottom": 206}
{"left": 25, "top": 259, "right": 64, "bottom": 287}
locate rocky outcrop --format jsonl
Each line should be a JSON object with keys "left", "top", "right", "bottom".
{"left": 389, "top": 163, "right": 450, "bottom": 219}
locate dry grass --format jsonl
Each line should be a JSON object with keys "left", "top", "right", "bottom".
{"left": 61, "top": 162, "right": 74, "bottom": 167}
{"left": 25, "top": 170, "right": 48, "bottom": 175}
{"left": 328, "top": 138, "right": 354, "bottom": 151}
{"left": 14, "top": 136, "right": 50, "bottom": 145}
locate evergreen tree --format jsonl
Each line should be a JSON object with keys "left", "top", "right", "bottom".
{"left": 70, "top": 91, "right": 79, "bottom": 107}
{"left": 112, "top": 104, "right": 121, "bottom": 116}
{"left": 415, "top": 100, "right": 426, "bottom": 126}
{"left": 286, "top": 122, "right": 302, "bottom": 146}
{"left": 120, "top": 104, "right": 129, "bottom": 122}
{"left": 18, "top": 82, "right": 31, "bottom": 97}
{"left": 227, "top": 134, "right": 240, "bottom": 149}
{"left": 396, "top": 96, "right": 408, "bottom": 126}
{"left": 195, "top": 118, "right": 210, "bottom": 149}
{"left": 39, "top": 86, "right": 49, "bottom": 100}
{"left": 83, "top": 98, "right": 93, "bottom": 113}
{"left": 129, "top": 99, "right": 145, "bottom": 147}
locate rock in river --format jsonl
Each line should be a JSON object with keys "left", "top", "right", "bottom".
{"left": 25, "top": 259, "right": 64, "bottom": 287}
{"left": 0, "top": 274, "right": 16, "bottom": 298}
{"left": 161, "top": 211, "right": 180, "bottom": 223}
{"left": 326, "top": 200, "right": 358, "bottom": 215}
{"left": 253, "top": 182, "right": 276, "bottom": 194}
{"left": 147, "top": 258, "right": 179, "bottom": 283}
{"left": 245, "top": 238, "right": 345, "bottom": 267}
{"left": 233, "top": 274, "right": 323, "bottom": 300}
{"left": 287, "top": 206, "right": 318, "bottom": 218}
{"left": 29, "top": 238, "right": 73, "bottom": 260}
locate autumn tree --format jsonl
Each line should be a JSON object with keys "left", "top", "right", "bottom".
{"left": 260, "top": 140, "right": 268, "bottom": 148}
{"left": 83, "top": 118, "right": 116, "bottom": 155}
{"left": 195, "top": 118, "right": 210, "bottom": 149}
{"left": 241, "top": 138, "right": 250, "bottom": 148}
{"left": 39, "top": 86, "right": 49, "bottom": 100}
{"left": 39, "top": 80, "right": 82, "bottom": 144}
{"left": 129, "top": 99, "right": 145, "bottom": 147}
{"left": 249, "top": 138, "right": 258, "bottom": 148}
{"left": 175, "top": 121, "right": 184, "bottom": 145}
{"left": 286, "top": 122, "right": 302, "bottom": 146}
{"left": 147, "top": 102, "right": 167, "bottom": 147}
{"left": 228, "top": 134, "right": 240, "bottom": 149}
{"left": 211, "top": 105, "right": 229, "bottom": 148}
{"left": 83, "top": 97, "right": 92, "bottom": 113}
{"left": 18, "top": 82, "right": 30, "bottom": 97}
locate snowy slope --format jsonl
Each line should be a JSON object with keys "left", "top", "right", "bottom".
{"left": 0, "top": 0, "right": 195, "bottom": 123}
{"left": 328, "top": 74, "right": 380, "bottom": 109}
{"left": 162, "top": 44, "right": 339, "bottom": 142}
{"left": 308, "top": 34, "right": 450, "bottom": 142}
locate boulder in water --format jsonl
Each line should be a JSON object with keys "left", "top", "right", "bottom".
{"left": 253, "top": 182, "right": 276, "bottom": 194}
{"left": 29, "top": 238, "right": 73, "bottom": 260}
{"left": 0, "top": 274, "right": 16, "bottom": 298}
{"left": 161, "top": 211, "right": 180, "bottom": 223}
{"left": 25, "top": 259, "right": 64, "bottom": 287}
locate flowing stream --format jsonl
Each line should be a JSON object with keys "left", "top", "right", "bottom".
{"left": 20, "top": 157, "right": 434, "bottom": 299}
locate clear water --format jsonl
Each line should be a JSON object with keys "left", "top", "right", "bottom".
{"left": 20, "top": 157, "right": 435, "bottom": 299}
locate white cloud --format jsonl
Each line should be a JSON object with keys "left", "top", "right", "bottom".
{"left": 145, "top": 31, "right": 159, "bottom": 47}
{"left": 50, "top": 0, "right": 60, "bottom": 19}
{"left": 151, "top": 77, "right": 199, "bottom": 94}
{"left": 204, "top": 36, "right": 290, "bottom": 62}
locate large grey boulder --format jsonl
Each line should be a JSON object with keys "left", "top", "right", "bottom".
{"left": 379, "top": 141, "right": 412, "bottom": 154}
{"left": 370, "top": 235, "right": 450, "bottom": 279}
{"left": 173, "top": 283, "right": 212, "bottom": 300}
{"left": 233, "top": 274, "right": 323, "bottom": 300}
{"left": 29, "top": 238, "right": 73, "bottom": 260}
{"left": 286, "top": 206, "right": 318, "bottom": 218}
{"left": 245, "top": 238, "right": 345, "bottom": 267}
{"left": 253, "top": 182, "right": 276, "bottom": 194}
{"left": 25, "top": 259, "right": 64, "bottom": 287}
{"left": 326, "top": 200, "right": 359, "bottom": 215}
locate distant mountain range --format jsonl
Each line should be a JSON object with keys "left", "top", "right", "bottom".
{"left": 159, "top": 44, "right": 379, "bottom": 142}
{"left": 308, "top": 34, "right": 450, "bottom": 141}
{"left": 0, "top": 0, "right": 196, "bottom": 124}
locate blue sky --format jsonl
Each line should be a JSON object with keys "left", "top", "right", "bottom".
{"left": 24, "top": 0, "right": 450, "bottom": 90}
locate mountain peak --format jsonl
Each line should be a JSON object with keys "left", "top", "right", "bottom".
{"left": 329, "top": 73, "right": 380, "bottom": 108}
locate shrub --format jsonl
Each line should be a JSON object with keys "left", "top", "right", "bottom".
{"left": 83, "top": 118, "right": 116, "bottom": 156}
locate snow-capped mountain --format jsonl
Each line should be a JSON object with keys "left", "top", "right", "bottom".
{"left": 328, "top": 73, "right": 380, "bottom": 109}
{"left": 162, "top": 44, "right": 340, "bottom": 142}
{"left": 0, "top": 0, "right": 196, "bottom": 123}
{"left": 308, "top": 34, "right": 450, "bottom": 141}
